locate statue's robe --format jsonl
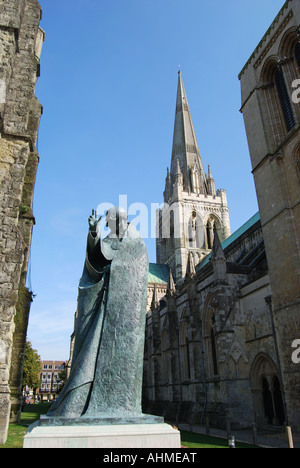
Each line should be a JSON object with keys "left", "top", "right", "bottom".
{"left": 48, "top": 223, "right": 148, "bottom": 419}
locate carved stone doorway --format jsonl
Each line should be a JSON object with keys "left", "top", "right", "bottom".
{"left": 250, "top": 354, "right": 285, "bottom": 426}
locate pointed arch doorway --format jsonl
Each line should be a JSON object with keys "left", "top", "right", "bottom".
{"left": 250, "top": 354, "right": 285, "bottom": 426}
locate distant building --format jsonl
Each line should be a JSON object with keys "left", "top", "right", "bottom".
{"left": 39, "top": 361, "right": 67, "bottom": 401}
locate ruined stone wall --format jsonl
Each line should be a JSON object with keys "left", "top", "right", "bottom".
{"left": 0, "top": 0, "right": 43, "bottom": 445}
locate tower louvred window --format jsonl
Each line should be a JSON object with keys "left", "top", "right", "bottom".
{"left": 275, "top": 69, "right": 295, "bottom": 132}
{"left": 295, "top": 42, "right": 300, "bottom": 69}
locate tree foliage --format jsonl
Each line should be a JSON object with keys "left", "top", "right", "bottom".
{"left": 22, "top": 341, "right": 42, "bottom": 389}
{"left": 56, "top": 368, "right": 67, "bottom": 393}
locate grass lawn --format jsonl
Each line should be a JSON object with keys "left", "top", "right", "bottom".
{"left": 0, "top": 403, "right": 52, "bottom": 449}
{"left": 1, "top": 404, "right": 258, "bottom": 449}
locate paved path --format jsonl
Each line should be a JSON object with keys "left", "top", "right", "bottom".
{"left": 178, "top": 423, "right": 300, "bottom": 448}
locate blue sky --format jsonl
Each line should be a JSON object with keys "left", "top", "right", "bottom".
{"left": 27, "top": 0, "right": 285, "bottom": 360}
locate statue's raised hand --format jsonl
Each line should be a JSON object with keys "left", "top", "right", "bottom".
{"left": 88, "top": 209, "right": 101, "bottom": 234}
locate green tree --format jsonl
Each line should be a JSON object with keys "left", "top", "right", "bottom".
{"left": 56, "top": 368, "right": 67, "bottom": 394}
{"left": 22, "top": 341, "right": 42, "bottom": 390}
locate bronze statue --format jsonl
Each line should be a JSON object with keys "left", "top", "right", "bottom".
{"left": 46, "top": 207, "right": 153, "bottom": 423}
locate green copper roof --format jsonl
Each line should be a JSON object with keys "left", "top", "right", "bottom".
{"left": 222, "top": 211, "right": 260, "bottom": 250}
{"left": 148, "top": 263, "right": 169, "bottom": 284}
{"left": 196, "top": 211, "right": 261, "bottom": 271}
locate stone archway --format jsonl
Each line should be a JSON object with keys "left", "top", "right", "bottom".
{"left": 250, "top": 353, "right": 285, "bottom": 426}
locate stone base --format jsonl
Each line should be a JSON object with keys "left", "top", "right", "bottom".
{"left": 23, "top": 421, "right": 181, "bottom": 448}
{"left": 39, "top": 414, "right": 164, "bottom": 426}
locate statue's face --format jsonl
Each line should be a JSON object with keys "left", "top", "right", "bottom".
{"left": 106, "top": 207, "right": 127, "bottom": 237}
{"left": 106, "top": 210, "right": 116, "bottom": 233}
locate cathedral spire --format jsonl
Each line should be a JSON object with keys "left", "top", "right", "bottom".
{"left": 157, "top": 72, "right": 231, "bottom": 281}
{"left": 170, "top": 71, "right": 207, "bottom": 195}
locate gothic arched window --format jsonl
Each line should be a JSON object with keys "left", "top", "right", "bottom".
{"left": 169, "top": 211, "right": 174, "bottom": 252}
{"left": 206, "top": 219, "right": 215, "bottom": 250}
{"left": 295, "top": 42, "right": 300, "bottom": 69}
{"left": 188, "top": 211, "right": 202, "bottom": 249}
{"left": 179, "top": 310, "right": 191, "bottom": 381}
{"left": 188, "top": 217, "right": 195, "bottom": 247}
{"left": 275, "top": 69, "right": 296, "bottom": 132}
{"left": 194, "top": 219, "right": 201, "bottom": 249}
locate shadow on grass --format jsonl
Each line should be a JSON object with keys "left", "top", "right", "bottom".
{"left": 20, "top": 402, "right": 52, "bottom": 426}
{"left": 180, "top": 430, "right": 259, "bottom": 449}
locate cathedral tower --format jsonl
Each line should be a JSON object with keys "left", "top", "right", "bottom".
{"left": 156, "top": 71, "right": 231, "bottom": 280}
{"left": 239, "top": 0, "right": 300, "bottom": 430}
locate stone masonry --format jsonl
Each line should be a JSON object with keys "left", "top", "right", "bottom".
{"left": 0, "top": 0, "right": 44, "bottom": 445}
{"left": 239, "top": 0, "right": 300, "bottom": 430}
{"left": 144, "top": 215, "right": 281, "bottom": 430}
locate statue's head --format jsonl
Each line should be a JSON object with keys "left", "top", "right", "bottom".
{"left": 106, "top": 207, "right": 128, "bottom": 237}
